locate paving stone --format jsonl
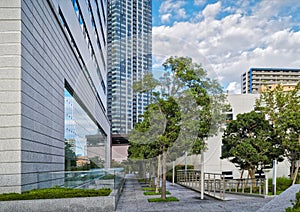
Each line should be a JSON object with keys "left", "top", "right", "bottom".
{"left": 116, "top": 174, "right": 274, "bottom": 212}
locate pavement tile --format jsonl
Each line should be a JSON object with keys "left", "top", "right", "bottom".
{"left": 116, "top": 174, "right": 273, "bottom": 212}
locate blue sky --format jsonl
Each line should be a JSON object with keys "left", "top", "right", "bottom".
{"left": 151, "top": 0, "right": 300, "bottom": 93}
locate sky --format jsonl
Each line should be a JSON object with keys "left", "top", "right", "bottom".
{"left": 151, "top": 0, "right": 300, "bottom": 93}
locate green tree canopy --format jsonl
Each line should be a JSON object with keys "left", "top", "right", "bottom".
{"left": 255, "top": 82, "right": 300, "bottom": 180}
{"left": 128, "top": 56, "right": 228, "bottom": 199}
{"left": 221, "top": 111, "right": 283, "bottom": 178}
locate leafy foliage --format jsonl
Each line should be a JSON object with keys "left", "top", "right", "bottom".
{"left": 129, "top": 56, "right": 228, "bottom": 199}
{"left": 221, "top": 111, "right": 283, "bottom": 178}
{"left": 256, "top": 82, "right": 300, "bottom": 178}
{"left": 268, "top": 177, "right": 292, "bottom": 194}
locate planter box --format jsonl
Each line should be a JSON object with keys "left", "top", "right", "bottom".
{"left": 0, "top": 176, "right": 125, "bottom": 211}
{"left": 0, "top": 189, "right": 119, "bottom": 212}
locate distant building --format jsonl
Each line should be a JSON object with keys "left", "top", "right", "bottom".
{"left": 107, "top": 0, "right": 152, "bottom": 162}
{"left": 241, "top": 68, "right": 300, "bottom": 94}
{"left": 76, "top": 156, "right": 90, "bottom": 167}
{"left": 259, "top": 83, "right": 297, "bottom": 93}
{"left": 107, "top": 0, "right": 152, "bottom": 135}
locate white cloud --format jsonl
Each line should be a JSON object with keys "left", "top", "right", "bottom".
{"left": 194, "top": 0, "right": 205, "bottom": 6}
{"left": 159, "top": 0, "right": 187, "bottom": 23}
{"left": 202, "top": 1, "right": 222, "bottom": 20}
{"left": 226, "top": 82, "right": 240, "bottom": 94}
{"left": 177, "top": 8, "right": 187, "bottom": 19}
{"left": 153, "top": 1, "right": 300, "bottom": 93}
{"left": 159, "top": 0, "right": 186, "bottom": 14}
{"left": 161, "top": 13, "right": 172, "bottom": 23}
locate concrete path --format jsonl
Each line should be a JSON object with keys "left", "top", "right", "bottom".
{"left": 116, "top": 174, "right": 273, "bottom": 212}
{"left": 257, "top": 184, "right": 300, "bottom": 212}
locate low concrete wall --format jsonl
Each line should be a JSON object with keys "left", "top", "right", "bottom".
{"left": 0, "top": 188, "right": 122, "bottom": 212}
{"left": 0, "top": 196, "right": 115, "bottom": 212}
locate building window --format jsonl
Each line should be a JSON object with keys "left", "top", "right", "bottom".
{"left": 64, "top": 86, "right": 107, "bottom": 170}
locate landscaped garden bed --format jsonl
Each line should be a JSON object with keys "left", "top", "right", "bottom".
{"left": 148, "top": 196, "right": 179, "bottom": 202}
{"left": 0, "top": 186, "right": 121, "bottom": 211}
{"left": 0, "top": 187, "right": 111, "bottom": 201}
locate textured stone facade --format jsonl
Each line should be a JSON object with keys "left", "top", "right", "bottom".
{"left": 0, "top": 0, "right": 110, "bottom": 193}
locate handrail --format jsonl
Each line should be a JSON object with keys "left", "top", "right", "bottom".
{"left": 177, "top": 170, "right": 268, "bottom": 200}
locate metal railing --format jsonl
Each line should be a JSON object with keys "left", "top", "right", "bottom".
{"left": 177, "top": 170, "right": 225, "bottom": 199}
{"left": 0, "top": 168, "right": 125, "bottom": 194}
{"left": 177, "top": 170, "right": 268, "bottom": 200}
{"left": 223, "top": 178, "right": 267, "bottom": 195}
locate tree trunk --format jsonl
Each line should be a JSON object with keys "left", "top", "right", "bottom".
{"left": 249, "top": 168, "right": 256, "bottom": 187}
{"left": 292, "top": 134, "right": 300, "bottom": 184}
{"left": 237, "top": 169, "right": 244, "bottom": 188}
{"left": 156, "top": 155, "right": 161, "bottom": 194}
{"left": 292, "top": 160, "right": 300, "bottom": 185}
{"left": 151, "top": 160, "right": 156, "bottom": 188}
{"left": 161, "top": 151, "right": 167, "bottom": 200}
{"left": 291, "top": 160, "right": 295, "bottom": 179}
{"left": 138, "top": 160, "right": 143, "bottom": 179}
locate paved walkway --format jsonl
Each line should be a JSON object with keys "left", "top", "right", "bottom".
{"left": 116, "top": 174, "right": 274, "bottom": 212}
{"left": 257, "top": 184, "right": 300, "bottom": 212}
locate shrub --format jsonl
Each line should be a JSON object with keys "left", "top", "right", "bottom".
{"left": 0, "top": 187, "right": 111, "bottom": 201}
{"left": 101, "top": 174, "right": 115, "bottom": 180}
{"left": 268, "top": 177, "right": 292, "bottom": 194}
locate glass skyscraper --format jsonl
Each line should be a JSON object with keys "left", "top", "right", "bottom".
{"left": 107, "top": 0, "right": 152, "bottom": 135}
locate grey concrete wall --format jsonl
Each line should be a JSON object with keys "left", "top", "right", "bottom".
{"left": 0, "top": 0, "right": 22, "bottom": 194}
{"left": 0, "top": 0, "right": 110, "bottom": 193}
{"left": 0, "top": 195, "right": 116, "bottom": 212}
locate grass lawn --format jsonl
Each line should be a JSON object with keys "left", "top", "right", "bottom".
{"left": 0, "top": 187, "right": 111, "bottom": 201}
{"left": 138, "top": 178, "right": 148, "bottom": 183}
{"left": 144, "top": 191, "right": 171, "bottom": 195}
{"left": 148, "top": 196, "right": 179, "bottom": 202}
{"left": 142, "top": 187, "right": 161, "bottom": 191}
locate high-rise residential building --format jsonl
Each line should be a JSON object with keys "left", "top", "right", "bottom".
{"left": 0, "top": 0, "right": 109, "bottom": 193}
{"left": 241, "top": 68, "right": 300, "bottom": 94}
{"left": 107, "top": 0, "right": 152, "bottom": 141}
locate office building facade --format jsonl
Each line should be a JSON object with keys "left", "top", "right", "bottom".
{"left": 0, "top": 0, "right": 109, "bottom": 193}
{"left": 241, "top": 68, "right": 300, "bottom": 94}
{"left": 107, "top": 0, "right": 152, "bottom": 137}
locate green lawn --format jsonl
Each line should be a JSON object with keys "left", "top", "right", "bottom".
{"left": 142, "top": 187, "right": 161, "bottom": 191}
{"left": 144, "top": 191, "right": 171, "bottom": 195}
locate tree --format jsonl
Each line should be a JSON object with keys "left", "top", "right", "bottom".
{"left": 256, "top": 82, "right": 300, "bottom": 182}
{"left": 65, "top": 141, "right": 76, "bottom": 171}
{"left": 221, "top": 111, "right": 283, "bottom": 180}
{"left": 129, "top": 56, "right": 227, "bottom": 199}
